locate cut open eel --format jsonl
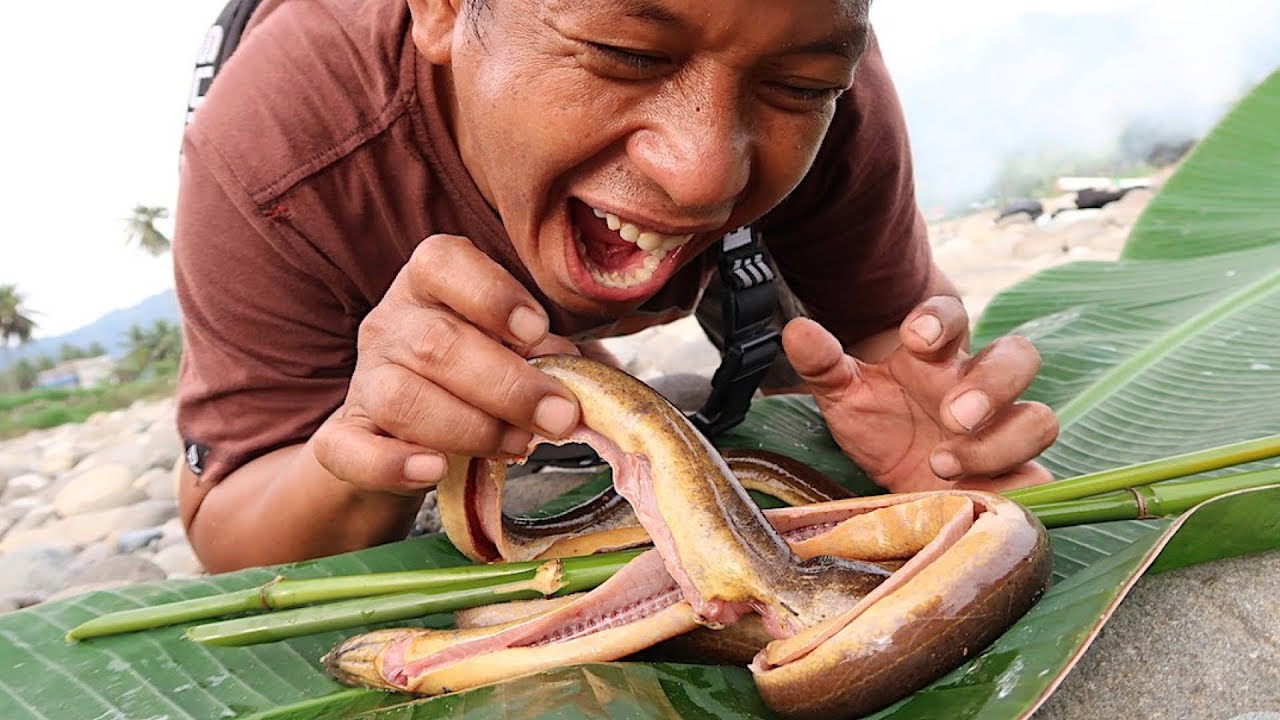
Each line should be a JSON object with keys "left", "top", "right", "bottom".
{"left": 324, "top": 356, "right": 1051, "bottom": 719}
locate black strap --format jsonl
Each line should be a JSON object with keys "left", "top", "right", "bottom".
{"left": 688, "top": 227, "right": 782, "bottom": 437}
{"left": 185, "top": 0, "right": 265, "bottom": 125}
{"left": 186, "top": 1, "right": 781, "bottom": 468}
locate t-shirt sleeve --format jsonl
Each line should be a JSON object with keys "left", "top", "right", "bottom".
{"left": 173, "top": 137, "right": 357, "bottom": 485}
{"left": 760, "top": 32, "right": 933, "bottom": 350}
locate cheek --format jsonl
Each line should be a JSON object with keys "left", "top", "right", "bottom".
{"left": 755, "top": 110, "right": 838, "bottom": 201}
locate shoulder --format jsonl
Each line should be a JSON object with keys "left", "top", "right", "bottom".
{"left": 184, "top": 0, "right": 418, "bottom": 205}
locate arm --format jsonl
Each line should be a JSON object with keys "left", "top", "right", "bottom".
{"left": 181, "top": 441, "right": 423, "bottom": 573}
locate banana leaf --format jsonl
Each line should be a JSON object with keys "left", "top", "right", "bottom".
{"left": 2, "top": 68, "right": 1278, "bottom": 720}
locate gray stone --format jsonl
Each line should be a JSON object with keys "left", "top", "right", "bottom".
{"left": 0, "top": 597, "right": 19, "bottom": 615}
{"left": 156, "top": 517, "right": 188, "bottom": 550}
{"left": 37, "top": 439, "right": 83, "bottom": 476}
{"left": 152, "top": 543, "right": 203, "bottom": 577}
{"left": 52, "top": 462, "right": 144, "bottom": 517}
{"left": 73, "top": 437, "right": 150, "bottom": 479}
{"left": 1228, "top": 714, "right": 1280, "bottom": 720}
{"left": 1035, "top": 550, "right": 1280, "bottom": 720}
{"left": 0, "top": 472, "right": 50, "bottom": 502}
{"left": 647, "top": 373, "right": 714, "bottom": 414}
{"left": 135, "top": 467, "right": 176, "bottom": 501}
{"left": 116, "top": 526, "right": 164, "bottom": 553}
{"left": 68, "top": 541, "right": 119, "bottom": 574}
{"left": 5, "top": 500, "right": 56, "bottom": 537}
{"left": 0, "top": 544, "right": 74, "bottom": 597}
{"left": 140, "top": 423, "right": 183, "bottom": 471}
{"left": 62, "top": 554, "right": 166, "bottom": 588}
{"left": 0, "top": 499, "right": 177, "bottom": 553}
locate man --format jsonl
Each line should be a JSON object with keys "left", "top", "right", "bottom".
{"left": 174, "top": 0, "right": 1059, "bottom": 573}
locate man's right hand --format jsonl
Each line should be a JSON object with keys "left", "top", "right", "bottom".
{"left": 312, "top": 234, "right": 582, "bottom": 496}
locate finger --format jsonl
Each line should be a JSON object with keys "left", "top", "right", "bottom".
{"left": 952, "top": 461, "right": 1055, "bottom": 493}
{"left": 312, "top": 409, "right": 448, "bottom": 495}
{"left": 929, "top": 401, "right": 1059, "bottom": 479}
{"left": 782, "top": 317, "right": 860, "bottom": 395}
{"left": 396, "top": 234, "right": 552, "bottom": 351}
{"left": 528, "top": 334, "right": 581, "bottom": 358}
{"left": 356, "top": 363, "right": 542, "bottom": 456}
{"left": 363, "top": 305, "right": 580, "bottom": 439}
{"left": 939, "top": 335, "right": 1042, "bottom": 433}
{"left": 899, "top": 295, "right": 969, "bottom": 361}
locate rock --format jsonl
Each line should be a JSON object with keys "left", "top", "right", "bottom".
{"left": 1011, "top": 229, "right": 1068, "bottom": 260}
{"left": 68, "top": 541, "right": 119, "bottom": 575}
{"left": 116, "top": 526, "right": 165, "bottom": 553}
{"left": 5, "top": 500, "right": 56, "bottom": 537}
{"left": 156, "top": 517, "right": 188, "bottom": 549}
{"left": 52, "top": 463, "right": 145, "bottom": 517}
{"left": 0, "top": 500, "right": 177, "bottom": 553}
{"left": 1035, "top": 550, "right": 1280, "bottom": 720}
{"left": 152, "top": 543, "right": 204, "bottom": 577}
{"left": 0, "top": 544, "right": 74, "bottom": 598}
{"left": 647, "top": 373, "right": 714, "bottom": 413}
{"left": 135, "top": 467, "right": 176, "bottom": 501}
{"left": 37, "top": 439, "right": 83, "bottom": 476}
{"left": 0, "top": 472, "right": 50, "bottom": 502}
{"left": 140, "top": 423, "right": 183, "bottom": 471}
{"left": 0, "top": 597, "right": 19, "bottom": 615}
{"left": 62, "top": 554, "right": 167, "bottom": 588}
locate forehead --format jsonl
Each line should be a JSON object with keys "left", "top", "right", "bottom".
{"left": 541, "top": 0, "right": 870, "bottom": 29}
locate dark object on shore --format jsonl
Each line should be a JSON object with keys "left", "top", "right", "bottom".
{"left": 997, "top": 199, "right": 1044, "bottom": 221}
{"left": 1075, "top": 187, "right": 1140, "bottom": 211}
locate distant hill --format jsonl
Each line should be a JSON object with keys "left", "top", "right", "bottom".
{"left": 2, "top": 289, "right": 181, "bottom": 369}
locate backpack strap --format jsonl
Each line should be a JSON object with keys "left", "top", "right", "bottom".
{"left": 185, "top": 0, "right": 265, "bottom": 125}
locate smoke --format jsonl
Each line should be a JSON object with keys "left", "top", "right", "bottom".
{"left": 871, "top": 0, "right": 1280, "bottom": 215}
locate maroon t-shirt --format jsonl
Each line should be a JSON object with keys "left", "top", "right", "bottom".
{"left": 173, "top": 0, "right": 932, "bottom": 485}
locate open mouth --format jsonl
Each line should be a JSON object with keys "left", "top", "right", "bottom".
{"left": 565, "top": 199, "right": 699, "bottom": 301}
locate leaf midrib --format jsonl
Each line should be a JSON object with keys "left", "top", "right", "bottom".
{"left": 1055, "top": 265, "right": 1280, "bottom": 430}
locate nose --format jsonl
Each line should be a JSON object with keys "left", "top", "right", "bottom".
{"left": 628, "top": 76, "right": 751, "bottom": 212}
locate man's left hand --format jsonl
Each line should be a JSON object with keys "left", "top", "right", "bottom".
{"left": 781, "top": 296, "right": 1059, "bottom": 493}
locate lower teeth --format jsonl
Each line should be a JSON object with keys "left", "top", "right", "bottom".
{"left": 578, "top": 240, "right": 666, "bottom": 289}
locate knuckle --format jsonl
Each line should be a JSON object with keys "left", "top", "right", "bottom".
{"left": 368, "top": 371, "right": 428, "bottom": 433}
{"left": 413, "top": 313, "right": 467, "bottom": 368}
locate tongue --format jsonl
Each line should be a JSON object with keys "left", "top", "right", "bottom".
{"left": 571, "top": 202, "right": 646, "bottom": 273}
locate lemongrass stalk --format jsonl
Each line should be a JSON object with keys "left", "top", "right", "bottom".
{"left": 1028, "top": 467, "right": 1280, "bottom": 528}
{"left": 187, "top": 549, "right": 637, "bottom": 646}
{"left": 1006, "top": 433, "right": 1280, "bottom": 506}
{"left": 68, "top": 548, "right": 642, "bottom": 641}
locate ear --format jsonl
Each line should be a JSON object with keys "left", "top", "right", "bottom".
{"left": 406, "top": 0, "right": 462, "bottom": 64}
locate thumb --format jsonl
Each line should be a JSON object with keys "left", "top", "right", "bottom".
{"left": 781, "top": 318, "right": 860, "bottom": 396}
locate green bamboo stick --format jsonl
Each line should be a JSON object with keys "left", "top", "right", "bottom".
{"left": 187, "top": 549, "right": 635, "bottom": 646}
{"left": 67, "top": 549, "right": 642, "bottom": 641}
{"left": 1006, "top": 433, "right": 1280, "bottom": 506}
{"left": 1028, "top": 467, "right": 1280, "bottom": 528}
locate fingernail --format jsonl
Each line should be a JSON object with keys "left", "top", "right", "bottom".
{"left": 404, "top": 453, "right": 447, "bottom": 485}
{"left": 910, "top": 314, "right": 942, "bottom": 345}
{"left": 950, "top": 390, "right": 991, "bottom": 430}
{"left": 501, "top": 426, "right": 533, "bottom": 456}
{"left": 930, "top": 450, "right": 962, "bottom": 479}
{"left": 508, "top": 306, "right": 548, "bottom": 346}
{"left": 534, "top": 395, "right": 578, "bottom": 438}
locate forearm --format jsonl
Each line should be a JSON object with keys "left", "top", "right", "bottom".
{"left": 179, "top": 439, "right": 425, "bottom": 573}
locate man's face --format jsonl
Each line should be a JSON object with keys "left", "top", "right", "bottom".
{"left": 424, "top": 0, "right": 869, "bottom": 318}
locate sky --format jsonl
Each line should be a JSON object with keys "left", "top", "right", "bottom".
{"left": 2, "top": 0, "right": 1278, "bottom": 339}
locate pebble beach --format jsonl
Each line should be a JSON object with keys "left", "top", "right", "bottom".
{"left": 3, "top": 170, "right": 1277, "bottom": 717}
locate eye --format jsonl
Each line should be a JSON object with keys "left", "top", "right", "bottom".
{"left": 584, "top": 41, "right": 671, "bottom": 75}
{"left": 763, "top": 81, "right": 846, "bottom": 110}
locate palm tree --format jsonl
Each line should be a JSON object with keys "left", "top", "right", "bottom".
{"left": 0, "top": 284, "right": 37, "bottom": 392}
{"left": 125, "top": 205, "right": 172, "bottom": 257}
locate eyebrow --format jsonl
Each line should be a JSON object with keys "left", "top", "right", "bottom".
{"left": 787, "top": 37, "right": 865, "bottom": 60}
{"left": 614, "top": 0, "right": 685, "bottom": 27}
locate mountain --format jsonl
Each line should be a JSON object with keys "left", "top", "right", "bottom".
{"left": 2, "top": 289, "right": 181, "bottom": 369}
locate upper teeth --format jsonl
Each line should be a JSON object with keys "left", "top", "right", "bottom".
{"left": 591, "top": 207, "right": 694, "bottom": 254}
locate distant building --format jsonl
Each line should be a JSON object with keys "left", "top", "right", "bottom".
{"left": 36, "top": 355, "right": 115, "bottom": 389}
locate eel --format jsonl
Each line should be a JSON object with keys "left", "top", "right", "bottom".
{"left": 325, "top": 356, "right": 1051, "bottom": 719}
{"left": 438, "top": 445, "right": 854, "bottom": 563}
